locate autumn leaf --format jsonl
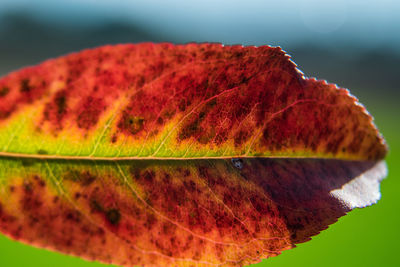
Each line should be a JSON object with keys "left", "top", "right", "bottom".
{"left": 0, "top": 43, "right": 387, "bottom": 266}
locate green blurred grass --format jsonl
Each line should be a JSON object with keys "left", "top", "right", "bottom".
{"left": 0, "top": 94, "right": 398, "bottom": 267}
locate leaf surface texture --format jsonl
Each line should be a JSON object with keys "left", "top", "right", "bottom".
{"left": 0, "top": 43, "right": 387, "bottom": 266}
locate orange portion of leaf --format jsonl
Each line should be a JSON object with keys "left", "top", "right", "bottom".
{"left": 0, "top": 158, "right": 386, "bottom": 266}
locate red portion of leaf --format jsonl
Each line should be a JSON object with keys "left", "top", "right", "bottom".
{"left": 0, "top": 43, "right": 386, "bottom": 159}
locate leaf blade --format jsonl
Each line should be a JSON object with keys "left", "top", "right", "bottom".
{"left": 0, "top": 43, "right": 388, "bottom": 266}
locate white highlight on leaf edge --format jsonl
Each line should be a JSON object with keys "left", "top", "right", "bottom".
{"left": 330, "top": 160, "right": 387, "bottom": 209}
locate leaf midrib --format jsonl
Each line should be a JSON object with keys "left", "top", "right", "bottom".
{"left": 0, "top": 151, "right": 358, "bottom": 161}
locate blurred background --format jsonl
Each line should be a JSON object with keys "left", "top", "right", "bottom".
{"left": 0, "top": 0, "right": 398, "bottom": 266}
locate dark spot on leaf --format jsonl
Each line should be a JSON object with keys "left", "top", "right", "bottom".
{"left": 35, "top": 177, "right": 46, "bottom": 187}
{"left": 198, "top": 111, "right": 206, "bottom": 120}
{"left": 144, "top": 213, "right": 156, "bottom": 230}
{"left": 21, "top": 159, "right": 35, "bottom": 167}
{"left": 90, "top": 199, "right": 103, "bottom": 212}
{"left": 0, "top": 110, "right": 11, "bottom": 119}
{"left": 119, "top": 113, "right": 145, "bottom": 135}
{"left": 80, "top": 171, "right": 96, "bottom": 186}
{"left": 65, "top": 210, "right": 81, "bottom": 223}
{"left": 161, "top": 110, "right": 176, "bottom": 120}
{"left": 0, "top": 87, "right": 9, "bottom": 97}
{"left": 183, "top": 169, "right": 191, "bottom": 177}
{"left": 55, "top": 93, "right": 67, "bottom": 115}
{"left": 20, "top": 79, "right": 31, "bottom": 92}
{"left": 197, "top": 165, "right": 209, "bottom": 178}
{"left": 106, "top": 209, "right": 121, "bottom": 225}
{"left": 234, "top": 130, "right": 250, "bottom": 147}
{"left": 23, "top": 181, "right": 33, "bottom": 193}
{"left": 64, "top": 170, "right": 96, "bottom": 186}
{"left": 37, "top": 149, "right": 48, "bottom": 155}
{"left": 183, "top": 180, "right": 197, "bottom": 193}
{"left": 136, "top": 76, "right": 145, "bottom": 88}
{"left": 162, "top": 222, "right": 176, "bottom": 235}
{"left": 76, "top": 97, "right": 106, "bottom": 129}
{"left": 143, "top": 170, "right": 155, "bottom": 183}
{"left": 178, "top": 99, "right": 186, "bottom": 111}
{"left": 179, "top": 120, "right": 200, "bottom": 140}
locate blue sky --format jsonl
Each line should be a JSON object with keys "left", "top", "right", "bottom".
{"left": 0, "top": 0, "right": 399, "bottom": 50}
